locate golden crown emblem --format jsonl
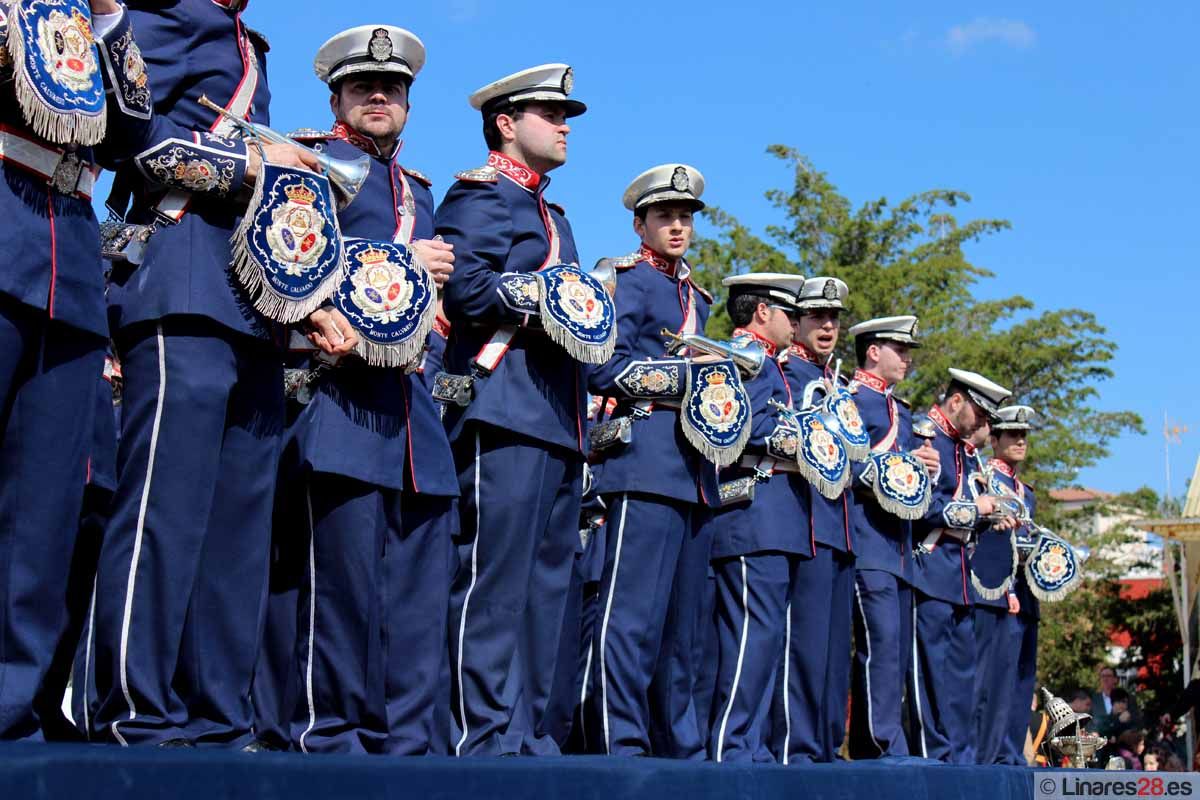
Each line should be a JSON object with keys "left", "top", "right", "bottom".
{"left": 70, "top": 8, "right": 96, "bottom": 42}
{"left": 355, "top": 247, "right": 391, "bottom": 266}
{"left": 284, "top": 184, "right": 318, "bottom": 205}
{"left": 562, "top": 271, "right": 581, "bottom": 282}
{"left": 705, "top": 371, "right": 728, "bottom": 385}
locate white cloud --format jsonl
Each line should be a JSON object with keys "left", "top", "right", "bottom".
{"left": 945, "top": 17, "right": 1036, "bottom": 56}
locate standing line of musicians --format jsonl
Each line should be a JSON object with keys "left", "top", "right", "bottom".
{"left": 0, "top": 0, "right": 1060, "bottom": 764}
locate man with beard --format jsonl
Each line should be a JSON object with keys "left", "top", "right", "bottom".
{"left": 907, "top": 369, "right": 1013, "bottom": 762}
{"left": 253, "top": 24, "right": 458, "bottom": 754}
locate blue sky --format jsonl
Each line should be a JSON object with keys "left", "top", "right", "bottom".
{"left": 140, "top": 1, "right": 1200, "bottom": 496}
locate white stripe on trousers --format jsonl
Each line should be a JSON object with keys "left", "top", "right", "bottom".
{"left": 715, "top": 556, "right": 749, "bottom": 763}
{"left": 81, "top": 577, "right": 98, "bottom": 737}
{"left": 298, "top": 485, "right": 318, "bottom": 753}
{"left": 910, "top": 600, "right": 928, "bottom": 757}
{"left": 112, "top": 323, "right": 166, "bottom": 746}
{"left": 597, "top": 493, "right": 629, "bottom": 755}
{"left": 579, "top": 646, "right": 593, "bottom": 752}
{"left": 853, "top": 581, "right": 885, "bottom": 757}
{"left": 453, "top": 431, "right": 483, "bottom": 757}
{"left": 781, "top": 602, "right": 792, "bottom": 765}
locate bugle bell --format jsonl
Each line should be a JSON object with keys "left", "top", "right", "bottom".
{"left": 198, "top": 95, "right": 369, "bottom": 207}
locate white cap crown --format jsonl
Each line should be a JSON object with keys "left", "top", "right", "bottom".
{"left": 314, "top": 25, "right": 426, "bottom": 85}
{"left": 469, "top": 63, "right": 586, "bottom": 117}
{"left": 796, "top": 276, "right": 849, "bottom": 310}
{"left": 622, "top": 164, "right": 705, "bottom": 211}
{"left": 947, "top": 368, "right": 1011, "bottom": 416}
{"left": 848, "top": 315, "right": 920, "bottom": 346}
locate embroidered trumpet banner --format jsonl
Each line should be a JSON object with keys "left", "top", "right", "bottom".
{"left": 533, "top": 264, "right": 616, "bottom": 364}
{"left": 861, "top": 450, "right": 932, "bottom": 520}
{"left": 680, "top": 360, "right": 751, "bottom": 468}
{"left": 1025, "top": 534, "right": 1083, "bottom": 602}
{"left": 332, "top": 239, "right": 436, "bottom": 368}
{"left": 230, "top": 162, "right": 347, "bottom": 323}
{"left": 7, "top": 0, "right": 106, "bottom": 144}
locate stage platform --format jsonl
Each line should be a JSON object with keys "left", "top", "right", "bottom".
{"left": 0, "top": 743, "right": 1037, "bottom": 800}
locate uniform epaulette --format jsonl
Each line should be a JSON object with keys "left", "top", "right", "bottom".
{"left": 546, "top": 201, "right": 565, "bottom": 216}
{"left": 244, "top": 25, "right": 270, "bottom": 53}
{"left": 688, "top": 279, "right": 713, "bottom": 303}
{"left": 402, "top": 166, "right": 432, "bottom": 187}
{"left": 894, "top": 395, "right": 911, "bottom": 408}
{"left": 287, "top": 128, "right": 336, "bottom": 141}
{"left": 455, "top": 165, "right": 499, "bottom": 182}
{"left": 609, "top": 251, "right": 641, "bottom": 269}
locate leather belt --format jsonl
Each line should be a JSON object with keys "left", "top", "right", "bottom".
{"left": 0, "top": 127, "right": 97, "bottom": 200}
{"left": 739, "top": 455, "right": 802, "bottom": 474}
{"left": 931, "top": 527, "right": 971, "bottom": 543}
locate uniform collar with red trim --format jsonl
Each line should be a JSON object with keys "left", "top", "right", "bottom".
{"left": 211, "top": 0, "right": 249, "bottom": 11}
{"left": 732, "top": 327, "right": 778, "bottom": 358}
{"left": 853, "top": 368, "right": 889, "bottom": 394}
{"left": 331, "top": 120, "right": 401, "bottom": 159}
{"left": 989, "top": 457, "right": 1018, "bottom": 479}
{"left": 788, "top": 343, "right": 822, "bottom": 365}
{"left": 637, "top": 244, "right": 688, "bottom": 280}
{"left": 929, "top": 404, "right": 961, "bottom": 441}
{"left": 488, "top": 151, "right": 543, "bottom": 191}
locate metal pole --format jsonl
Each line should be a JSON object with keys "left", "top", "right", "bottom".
{"left": 1165, "top": 411, "right": 1173, "bottom": 506}
{"left": 1183, "top": 541, "right": 1194, "bottom": 767}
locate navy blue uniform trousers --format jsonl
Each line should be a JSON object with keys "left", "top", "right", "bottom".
{"left": 708, "top": 552, "right": 797, "bottom": 763}
{"left": 974, "top": 605, "right": 1038, "bottom": 764}
{"left": 448, "top": 425, "right": 582, "bottom": 756}
{"left": 774, "top": 544, "right": 855, "bottom": 763}
{"left": 0, "top": 297, "right": 103, "bottom": 739}
{"left": 1006, "top": 613, "right": 1038, "bottom": 763}
{"left": 88, "top": 317, "right": 283, "bottom": 746}
{"left": 385, "top": 493, "right": 456, "bottom": 755}
{"left": 849, "top": 569, "right": 913, "bottom": 758}
{"left": 907, "top": 591, "right": 976, "bottom": 763}
{"left": 256, "top": 480, "right": 454, "bottom": 755}
{"left": 589, "top": 493, "right": 710, "bottom": 757}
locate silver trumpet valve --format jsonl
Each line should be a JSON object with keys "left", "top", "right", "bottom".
{"left": 198, "top": 95, "right": 370, "bottom": 207}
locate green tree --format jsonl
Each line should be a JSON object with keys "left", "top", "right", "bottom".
{"left": 1037, "top": 487, "right": 1167, "bottom": 700}
{"left": 693, "top": 145, "right": 1143, "bottom": 493}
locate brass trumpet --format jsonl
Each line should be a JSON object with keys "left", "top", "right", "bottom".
{"left": 198, "top": 95, "right": 370, "bottom": 207}
{"left": 660, "top": 328, "right": 765, "bottom": 379}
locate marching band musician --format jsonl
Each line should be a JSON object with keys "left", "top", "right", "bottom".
{"left": 774, "top": 276, "right": 855, "bottom": 764}
{"left": 434, "top": 64, "right": 589, "bottom": 757}
{"left": 705, "top": 274, "right": 809, "bottom": 763}
{"left": 85, "top": 0, "right": 343, "bottom": 748}
{"left": 0, "top": 0, "right": 165, "bottom": 739}
{"left": 584, "top": 164, "right": 719, "bottom": 758}
{"left": 257, "top": 24, "right": 457, "bottom": 754}
{"left": 843, "top": 316, "right": 940, "bottom": 760}
{"left": 973, "top": 404, "right": 1041, "bottom": 764}
{"left": 907, "top": 369, "right": 1012, "bottom": 763}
